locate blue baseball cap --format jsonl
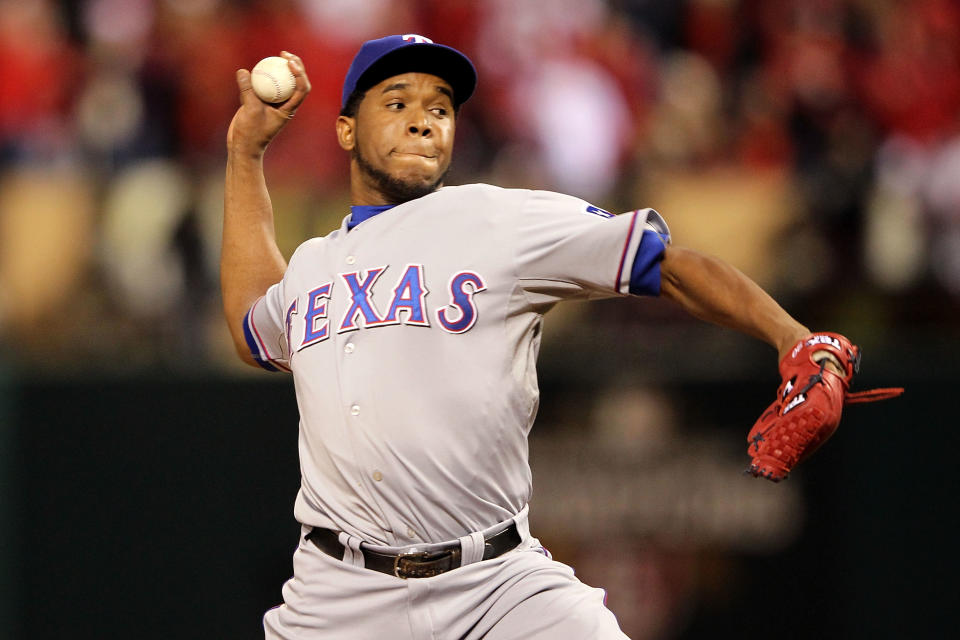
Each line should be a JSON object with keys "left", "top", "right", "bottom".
{"left": 341, "top": 34, "right": 477, "bottom": 111}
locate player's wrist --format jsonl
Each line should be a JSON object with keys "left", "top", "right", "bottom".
{"left": 226, "top": 116, "right": 274, "bottom": 160}
{"left": 227, "top": 142, "right": 267, "bottom": 162}
{"left": 774, "top": 324, "right": 810, "bottom": 361}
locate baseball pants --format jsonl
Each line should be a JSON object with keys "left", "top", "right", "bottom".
{"left": 263, "top": 525, "right": 629, "bottom": 639}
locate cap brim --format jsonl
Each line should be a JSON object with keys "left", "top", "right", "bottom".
{"left": 354, "top": 43, "right": 477, "bottom": 108}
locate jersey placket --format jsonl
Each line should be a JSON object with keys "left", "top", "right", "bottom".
{"left": 332, "top": 241, "right": 406, "bottom": 546}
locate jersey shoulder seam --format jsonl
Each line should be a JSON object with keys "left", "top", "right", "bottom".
{"left": 511, "top": 189, "right": 537, "bottom": 308}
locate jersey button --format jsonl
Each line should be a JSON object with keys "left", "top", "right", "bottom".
{"left": 350, "top": 404, "right": 360, "bottom": 416}
{"left": 372, "top": 470, "right": 383, "bottom": 482}
{"left": 345, "top": 255, "right": 356, "bottom": 265}
{"left": 406, "top": 526, "right": 416, "bottom": 538}
{"left": 344, "top": 343, "right": 355, "bottom": 354}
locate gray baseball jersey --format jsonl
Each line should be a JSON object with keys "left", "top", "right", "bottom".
{"left": 244, "top": 183, "right": 668, "bottom": 547}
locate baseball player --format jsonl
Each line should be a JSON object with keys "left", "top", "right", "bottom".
{"left": 222, "top": 35, "right": 901, "bottom": 639}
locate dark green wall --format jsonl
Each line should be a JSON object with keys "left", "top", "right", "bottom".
{"left": 1, "top": 364, "right": 14, "bottom": 632}
{"left": 6, "top": 376, "right": 301, "bottom": 640}
{"left": 2, "top": 372, "right": 955, "bottom": 639}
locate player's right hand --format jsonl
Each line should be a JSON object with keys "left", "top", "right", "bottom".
{"left": 227, "top": 51, "right": 312, "bottom": 158}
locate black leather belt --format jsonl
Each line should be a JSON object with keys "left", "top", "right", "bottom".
{"left": 306, "top": 523, "right": 522, "bottom": 579}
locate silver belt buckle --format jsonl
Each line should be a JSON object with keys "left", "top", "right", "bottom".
{"left": 394, "top": 550, "right": 431, "bottom": 579}
{"left": 393, "top": 548, "right": 457, "bottom": 579}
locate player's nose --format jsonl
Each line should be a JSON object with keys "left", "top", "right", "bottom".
{"left": 407, "top": 111, "right": 432, "bottom": 136}
{"left": 407, "top": 123, "right": 431, "bottom": 136}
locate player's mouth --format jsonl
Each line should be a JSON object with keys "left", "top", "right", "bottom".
{"left": 391, "top": 150, "right": 437, "bottom": 160}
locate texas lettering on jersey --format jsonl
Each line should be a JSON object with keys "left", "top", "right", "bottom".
{"left": 290, "top": 264, "right": 487, "bottom": 354}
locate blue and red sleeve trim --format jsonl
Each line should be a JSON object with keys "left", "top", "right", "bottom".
{"left": 242, "top": 305, "right": 288, "bottom": 372}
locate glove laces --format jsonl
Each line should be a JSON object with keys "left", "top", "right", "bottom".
{"left": 845, "top": 387, "right": 904, "bottom": 404}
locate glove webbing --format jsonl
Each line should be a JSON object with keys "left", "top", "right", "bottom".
{"left": 748, "top": 365, "right": 903, "bottom": 460}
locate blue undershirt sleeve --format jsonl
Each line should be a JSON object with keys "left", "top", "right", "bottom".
{"left": 628, "top": 229, "right": 669, "bottom": 296}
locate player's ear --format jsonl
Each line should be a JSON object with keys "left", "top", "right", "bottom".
{"left": 336, "top": 116, "right": 356, "bottom": 151}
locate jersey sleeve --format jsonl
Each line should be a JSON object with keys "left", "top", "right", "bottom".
{"left": 242, "top": 280, "right": 291, "bottom": 373}
{"left": 514, "top": 190, "right": 670, "bottom": 303}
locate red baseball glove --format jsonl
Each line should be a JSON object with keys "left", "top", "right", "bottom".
{"left": 746, "top": 332, "right": 903, "bottom": 482}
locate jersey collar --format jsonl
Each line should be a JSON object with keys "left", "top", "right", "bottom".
{"left": 348, "top": 204, "right": 397, "bottom": 231}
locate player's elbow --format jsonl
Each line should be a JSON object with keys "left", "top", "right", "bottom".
{"left": 233, "top": 342, "right": 260, "bottom": 368}
{"left": 224, "top": 319, "right": 260, "bottom": 368}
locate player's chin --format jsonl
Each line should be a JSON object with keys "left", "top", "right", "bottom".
{"left": 394, "top": 167, "right": 441, "bottom": 188}
{"left": 402, "top": 176, "right": 444, "bottom": 199}
{"left": 381, "top": 171, "right": 446, "bottom": 203}
{"left": 392, "top": 162, "right": 448, "bottom": 190}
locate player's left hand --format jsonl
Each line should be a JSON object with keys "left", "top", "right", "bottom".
{"left": 746, "top": 332, "right": 904, "bottom": 482}
{"left": 227, "top": 51, "right": 312, "bottom": 158}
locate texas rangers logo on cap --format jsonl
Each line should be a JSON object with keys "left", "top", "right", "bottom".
{"left": 341, "top": 34, "right": 478, "bottom": 109}
{"left": 402, "top": 34, "right": 433, "bottom": 44}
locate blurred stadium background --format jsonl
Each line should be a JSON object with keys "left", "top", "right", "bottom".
{"left": 0, "top": 0, "right": 957, "bottom": 638}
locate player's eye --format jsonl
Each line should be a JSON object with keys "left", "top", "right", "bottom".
{"left": 431, "top": 107, "right": 448, "bottom": 117}
{"left": 387, "top": 101, "right": 405, "bottom": 110}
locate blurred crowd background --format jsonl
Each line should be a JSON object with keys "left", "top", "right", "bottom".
{"left": 0, "top": 1, "right": 956, "bottom": 639}
{"left": 1, "top": 0, "right": 959, "bottom": 369}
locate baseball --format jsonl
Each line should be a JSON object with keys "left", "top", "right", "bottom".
{"left": 251, "top": 56, "right": 296, "bottom": 103}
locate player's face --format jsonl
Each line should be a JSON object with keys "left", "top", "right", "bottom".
{"left": 339, "top": 72, "right": 456, "bottom": 205}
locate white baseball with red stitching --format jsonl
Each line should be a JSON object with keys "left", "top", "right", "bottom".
{"left": 251, "top": 56, "right": 296, "bottom": 103}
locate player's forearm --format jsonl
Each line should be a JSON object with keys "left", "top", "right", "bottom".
{"left": 659, "top": 246, "right": 808, "bottom": 359}
{"left": 221, "top": 152, "right": 287, "bottom": 357}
